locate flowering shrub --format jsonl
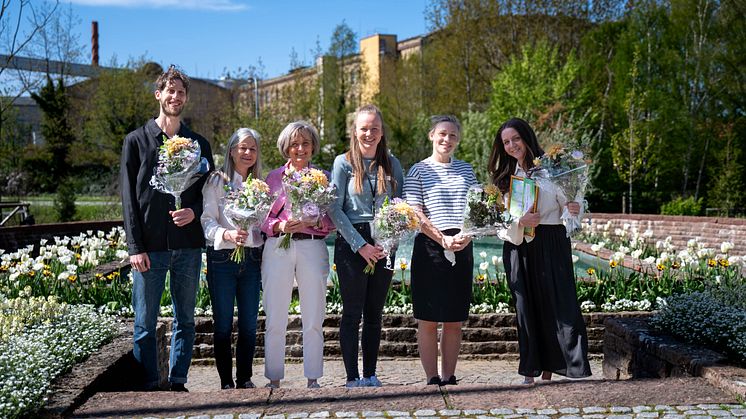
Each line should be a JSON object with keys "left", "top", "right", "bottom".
{"left": 651, "top": 288, "right": 746, "bottom": 364}
{"left": 0, "top": 227, "right": 129, "bottom": 306}
{"left": 0, "top": 301, "right": 118, "bottom": 418}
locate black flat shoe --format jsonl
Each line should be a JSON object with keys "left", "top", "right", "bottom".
{"left": 221, "top": 383, "right": 234, "bottom": 390}
{"left": 427, "top": 376, "right": 442, "bottom": 385}
{"left": 442, "top": 375, "right": 457, "bottom": 385}
{"left": 236, "top": 380, "right": 255, "bottom": 389}
{"left": 169, "top": 383, "right": 189, "bottom": 392}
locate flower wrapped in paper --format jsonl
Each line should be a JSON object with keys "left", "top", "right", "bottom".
{"left": 461, "top": 184, "right": 514, "bottom": 237}
{"left": 223, "top": 175, "right": 274, "bottom": 263}
{"left": 528, "top": 145, "right": 590, "bottom": 236}
{"left": 149, "top": 135, "right": 210, "bottom": 209}
{"left": 278, "top": 166, "right": 337, "bottom": 249}
{"left": 368, "top": 196, "right": 420, "bottom": 274}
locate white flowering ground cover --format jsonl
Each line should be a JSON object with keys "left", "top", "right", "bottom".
{"left": 0, "top": 291, "right": 118, "bottom": 419}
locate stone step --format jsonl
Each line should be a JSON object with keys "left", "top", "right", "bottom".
{"left": 186, "top": 312, "right": 649, "bottom": 334}
{"left": 189, "top": 326, "right": 603, "bottom": 346}
{"left": 188, "top": 338, "right": 604, "bottom": 359}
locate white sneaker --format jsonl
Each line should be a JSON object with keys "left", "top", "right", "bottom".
{"left": 363, "top": 375, "right": 382, "bottom": 387}
{"left": 345, "top": 378, "right": 362, "bottom": 388}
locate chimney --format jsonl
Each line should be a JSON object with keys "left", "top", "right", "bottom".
{"left": 91, "top": 21, "right": 99, "bottom": 67}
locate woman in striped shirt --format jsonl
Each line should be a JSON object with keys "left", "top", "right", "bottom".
{"left": 404, "top": 115, "right": 478, "bottom": 386}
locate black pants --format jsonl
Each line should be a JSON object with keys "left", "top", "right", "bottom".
{"left": 334, "top": 223, "right": 393, "bottom": 381}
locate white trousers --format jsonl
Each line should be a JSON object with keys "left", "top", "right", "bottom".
{"left": 261, "top": 237, "right": 329, "bottom": 380}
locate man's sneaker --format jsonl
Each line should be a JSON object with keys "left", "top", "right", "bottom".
{"left": 345, "top": 378, "right": 362, "bottom": 388}
{"left": 362, "top": 375, "right": 382, "bottom": 387}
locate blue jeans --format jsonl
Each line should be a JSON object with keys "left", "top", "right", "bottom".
{"left": 207, "top": 247, "right": 262, "bottom": 387}
{"left": 132, "top": 248, "right": 201, "bottom": 388}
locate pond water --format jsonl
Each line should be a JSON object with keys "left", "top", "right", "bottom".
{"left": 324, "top": 235, "right": 616, "bottom": 280}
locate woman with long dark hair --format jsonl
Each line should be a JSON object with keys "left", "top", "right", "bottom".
{"left": 488, "top": 117, "right": 591, "bottom": 386}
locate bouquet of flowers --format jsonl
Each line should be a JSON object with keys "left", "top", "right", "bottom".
{"left": 279, "top": 166, "right": 337, "bottom": 249}
{"left": 461, "top": 184, "right": 513, "bottom": 237}
{"left": 528, "top": 144, "right": 590, "bottom": 236}
{"left": 368, "top": 196, "right": 420, "bottom": 274}
{"left": 149, "top": 135, "right": 210, "bottom": 209}
{"left": 223, "top": 174, "right": 274, "bottom": 263}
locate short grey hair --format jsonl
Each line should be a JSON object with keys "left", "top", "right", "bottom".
{"left": 276, "top": 120, "right": 320, "bottom": 159}
{"left": 221, "top": 127, "right": 262, "bottom": 179}
{"left": 428, "top": 114, "right": 461, "bottom": 135}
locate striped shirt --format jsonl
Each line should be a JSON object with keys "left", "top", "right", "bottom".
{"left": 404, "top": 157, "right": 478, "bottom": 231}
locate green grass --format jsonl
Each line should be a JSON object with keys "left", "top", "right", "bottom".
{"left": 1, "top": 196, "right": 122, "bottom": 225}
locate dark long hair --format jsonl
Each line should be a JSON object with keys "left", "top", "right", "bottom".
{"left": 487, "top": 118, "right": 544, "bottom": 194}
{"left": 346, "top": 104, "right": 395, "bottom": 195}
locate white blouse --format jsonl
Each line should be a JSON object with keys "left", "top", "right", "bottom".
{"left": 201, "top": 171, "right": 264, "bottom": 250}
{"left": 498, "top": 166, "right": 583, "bottom": 245}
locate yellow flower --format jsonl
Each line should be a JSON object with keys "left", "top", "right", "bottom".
{"left": 532, "top": 157, "right": 541, "bottom": 167}
{"left": 671, "top": 261, "right": 680, "bottom": 270}
{"left": 68, "top": 275, "right": 78, "bottom": 283}
{"left": 609, "top": 260, "right": 618, "bottom": 268}
{"left": 249, "top": 178, "right": 270, "bottom": 193}
{"left": 546, "top": 144, "right": 564, "bottom": 158}
{"left": 332, "top": 263, "right": 337, "bottom": 272}
{"left": 657, "top": 263, "right": 666, "bottom": 272}
{"left": 475, "top": 274, "right": 486, "bottom": 283}
{"left": 27, "top": 270, "right": 36, "bottom": 277}
{"left": 718, "top": 258, "right": 729, "bottom": 267}
{"left": 399, "top": 261, "right": 408, "bottom": 271}
{"left": 484, "top": 184, "right": 498, "bottom": 196}
{"left": 43, "top": 269, "right": 52, "bottom": 277}
{"left": 309, "top": 168, "right": 329, "bottom": 187}
{"left": 586, "top": 267, "right": 595, "bottom": 276}
{"left": 707, "top": 258, "right": 717, "bottom": 268}
{"left": 95, "top": 273, "right": 104, "bottom": 280}
{"left": 165, "top": 136, "right": 192, "bottom": 156}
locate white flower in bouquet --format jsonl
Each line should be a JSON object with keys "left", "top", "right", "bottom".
{"left": 222, "top": 175, "right": 274, "bottom": 263}
{"left": 149, "top": 135, "right": 210, "bottom": 209}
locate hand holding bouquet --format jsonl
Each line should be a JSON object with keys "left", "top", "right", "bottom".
{"left": 223, "top": 175, "right": 274, "bottom": 263}
{"left": 528, "top": 144, "right": 590, "bottom": 236}
{"left": 367, "top": 196, "right": 420, "bottom": 274}
{"left": 279, "top": 166, "right": 336, "bottom": 249}
{"left": 461, "top": 184, "right": 513, "bottom": 237}
{"left": 150, "top": 135, "right": 210, "bottom": 209}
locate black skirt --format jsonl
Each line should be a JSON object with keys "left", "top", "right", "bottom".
{"left": 410, "top": 229, "right": 473, "bottom": 322}
{"left": 503, "top": 224, "right": 592, "bottom": 378}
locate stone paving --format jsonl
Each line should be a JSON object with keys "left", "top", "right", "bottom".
{"left": 71, "top": 358, "right": 745, "bottom": 419}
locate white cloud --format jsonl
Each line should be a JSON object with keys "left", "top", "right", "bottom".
{"left": 68, "top": 0, "right": 249, "bottom": 12}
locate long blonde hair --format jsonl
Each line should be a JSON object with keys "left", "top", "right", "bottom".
{"left": 346, "top": 104, "right": 395, "bottom": 195}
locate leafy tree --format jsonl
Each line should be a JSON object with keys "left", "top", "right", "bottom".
{"left": 73, "top": 61, "right": 154, "bottom": 168}
{"left": 29, "top": 75, "right": 75, "bottom": 190}
{"left": 487, "top": 39, "right": 579, "bottom": 127}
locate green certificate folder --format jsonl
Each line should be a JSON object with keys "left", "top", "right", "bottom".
{"left": 508, "top": 175, "right": 539, "bottom": 237}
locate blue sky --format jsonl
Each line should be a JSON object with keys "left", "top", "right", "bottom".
{"left": 52, "top": 0, "right": 431, "bottom": 79}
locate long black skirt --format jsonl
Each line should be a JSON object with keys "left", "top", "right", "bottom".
{"left": 411, "top": 229, "right": 473, "bottom": 322}
{"left": 503, "top": 224, "right": 592, "bottom": 378}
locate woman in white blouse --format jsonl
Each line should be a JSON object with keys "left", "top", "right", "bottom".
{"left": 201, "top": 128, "right": 264, "bottom": 390}
{"left": 488, "top": 118, "right": 591, "bottom": 386}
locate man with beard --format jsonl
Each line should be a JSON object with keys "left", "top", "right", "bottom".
{"left": 121, "top": 65, "right": 214, "bottom": 391}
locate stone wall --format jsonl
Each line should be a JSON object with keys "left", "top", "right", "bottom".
{"left": 184, "top": 312, "right": 652, "bottom": 361}
{"left": 0, "top": 220, "right": 123, "bottom": 252}
{"left": 586, "top": 213, "right": 746, "bottom": 253}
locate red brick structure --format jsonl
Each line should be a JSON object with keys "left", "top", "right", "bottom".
{"left": 585, "top": 213, "right": 746, "bottom": 254}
